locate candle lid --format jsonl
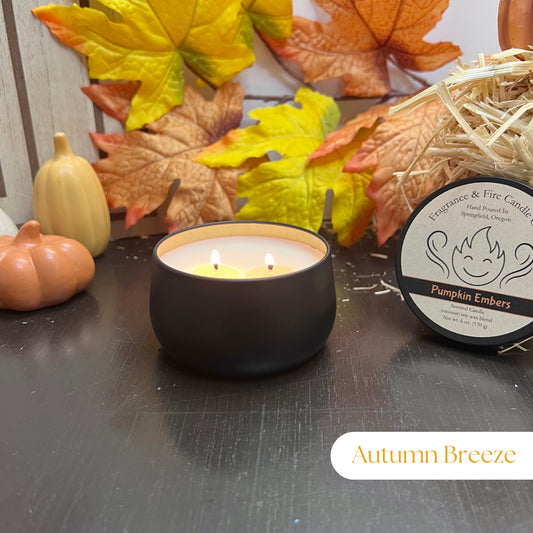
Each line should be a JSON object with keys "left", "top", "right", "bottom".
{"left": 396, "top": 176, "right": 533, "bottom": 346}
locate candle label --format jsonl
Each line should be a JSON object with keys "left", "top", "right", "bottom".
{"left": 396, "top": 177, "right": 533, "bottom": 345}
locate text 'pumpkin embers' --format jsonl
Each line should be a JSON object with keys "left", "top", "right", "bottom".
{"left": 0, "top": 221, "right": 95, "bottom": 311}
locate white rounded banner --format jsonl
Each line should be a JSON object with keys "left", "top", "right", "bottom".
{"left": 331, "top": 432, "right": 533, "bottom": 480}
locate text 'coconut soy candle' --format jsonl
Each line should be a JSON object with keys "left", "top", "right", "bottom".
{"left": 150, "top": 221, "right": 336, "bottom": 376}
{"left": 396, "top": 177, "right": 533, "bottom": 345}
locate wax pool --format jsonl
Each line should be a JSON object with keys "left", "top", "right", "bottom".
{"left": 159, "top": 235, "right": 324, "bottom": 278}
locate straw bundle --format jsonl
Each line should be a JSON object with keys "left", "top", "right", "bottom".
{"left": 390, "top": 49, "right": 533, "bottom": 202}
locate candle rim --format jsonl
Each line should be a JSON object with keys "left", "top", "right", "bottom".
{"left": 154, "top": 220, "right": 331, "bottom": 282}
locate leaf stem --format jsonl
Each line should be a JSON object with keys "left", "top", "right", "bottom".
{"left": 254, "top": 29, "right": 312, "bottom": 89}
{"left": 184, "top": 65, "right": 219, "bottom": 91}
{"left": 389, "top": 57, "right": 431, "bottom": 89}
{"left": 243, "top": 94, "right": 299, "bottom": 103}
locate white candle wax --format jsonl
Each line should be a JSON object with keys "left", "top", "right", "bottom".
{"left": 160, "top": 235, "right": 324, "bottom": 277}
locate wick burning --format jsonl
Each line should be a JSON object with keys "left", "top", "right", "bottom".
{"left": 265, "top": 252, "right": 275, "bottom": 271}
{"left": 210, "top": 249, "right": 221, "bottom": 271}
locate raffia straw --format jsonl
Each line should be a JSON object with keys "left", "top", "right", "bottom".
{"left": 389, "top": 50, "right": 533, "bottom": 192}
{"left": 488, "top": 102, "right": 533, "bottom": 145}
{"left": 391, "top": 49, "right": 533, "bottom": 116}
{"left": 435, "top": 81, "right": 503, "bottom": 161}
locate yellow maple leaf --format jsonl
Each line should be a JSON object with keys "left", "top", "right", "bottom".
{"left": 234, "top": 0, "right": 293, "bottom": 48}
{"left": 330, "top": 142, "right": 375, "bottom": 247}
{"left": 196, "top": 88, "right": 375, "bottom": 244}
{"left": 33, "top": 0, "right": 292, "bottom": 130}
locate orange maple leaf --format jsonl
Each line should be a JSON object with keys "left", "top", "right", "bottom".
{"left": 264, "top": 0, "right": 461, "bottom": 97}
{"left": 89, "top": 83, "right": 244, "bottom": 232}
{"left": 308, "top": 101, "right": 393, "bottom": 161}
{"left": 345, "top": 98, "right": 449, "bottom": 245}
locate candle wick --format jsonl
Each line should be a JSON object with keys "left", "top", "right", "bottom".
{"left": 268, "top": 264, "right": 274, "bottom": 271}
{"left": 214, "top": 263, "right": 219, "bottom": 271}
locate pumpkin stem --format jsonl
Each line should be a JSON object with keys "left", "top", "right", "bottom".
{"left": 14, "top": 220, "right": 42, "bottom": 245}
{"left": 53, "top": 132, "right": 75, "bottom": 158}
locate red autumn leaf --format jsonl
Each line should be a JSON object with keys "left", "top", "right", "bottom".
{"left": 345, "top": 98, "right": 448, "bottom": 245}
{"left": 90, "top": 83, "right": 244, "bottom": 231}
{"left": 82, "top": 82, "right": 140, "bottom": 124}
{"left": 264, "top": 0, "right": 461, "bottom": 97}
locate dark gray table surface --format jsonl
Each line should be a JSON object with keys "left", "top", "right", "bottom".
{"left": 1, "top": 229, "right": 532, "bottom": 533}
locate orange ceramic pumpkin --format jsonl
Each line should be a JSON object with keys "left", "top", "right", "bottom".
{"left": 498, "top": 0, "right": 533, "bottom": 50}
{"left": 0, "top": 220, "right": 95, "bottom": 311}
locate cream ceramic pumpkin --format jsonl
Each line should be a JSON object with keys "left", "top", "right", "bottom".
{"left": 33, "top": 132, "right": 111, "bottom": 257}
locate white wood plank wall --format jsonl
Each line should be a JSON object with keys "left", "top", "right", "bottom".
{"left": 0, "top": 0, "right": 500, "bottom": 237}
{"left": 0, "top": 0, "right": 167, "bottom": 238}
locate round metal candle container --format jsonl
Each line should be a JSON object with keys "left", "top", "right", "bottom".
{"left": 150, "top": 221, "right": 336, "bottom": 377}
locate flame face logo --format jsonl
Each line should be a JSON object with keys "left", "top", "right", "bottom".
{"left": 452, "top": 227, "right": 505, "bottom": 286}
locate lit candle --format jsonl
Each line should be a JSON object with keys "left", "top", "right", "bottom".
{"left": 245, "top": 252, "right": 293, "bottom": 278}
{"left": 150, "top": 221, "right": 336, "bottom": 377}
{"left": 191, "top": 249, "right": 241, "bottom": 279}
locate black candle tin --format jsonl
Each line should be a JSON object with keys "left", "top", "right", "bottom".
{"left": 150, "top": 221, "right": 336, "bottom": 376}
{"left": 396, "top": 177, "right": 533, "bottom": 346}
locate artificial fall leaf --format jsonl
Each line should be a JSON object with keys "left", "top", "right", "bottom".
{"left": 309, "top": 102, "right": 396, "bottom": 244}
{"left": 90, "top": 83, "right": 244, "bottom": 232}
{"left": 234, "top": 0, "right": 293, "bottom": 48}
{"left": 263, "top": 0, "right": 461, "bottom": 97}
{"left": 33, "top": 1, "right": 291, "bottom": 130}
{"left": 196, "top": 88, "right": 376, "bottom": 245}
{"left": 345, "top": 98, "right": 448, "bottom": 245}
{"left": 308, "top": 102, "right": 393, "bottom": 160}
{"left": 82, "top": 82, "right": 140, "bottom": 124}
{"left": 329, "top": 139, "right": 376, "bottom": 246}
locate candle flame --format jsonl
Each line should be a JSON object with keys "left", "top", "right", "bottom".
{"left": 265, "top": 252, "right": 275, "bottom": 271}
{"left": 210, "top": 249, "right": 220, "bottom": 271}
